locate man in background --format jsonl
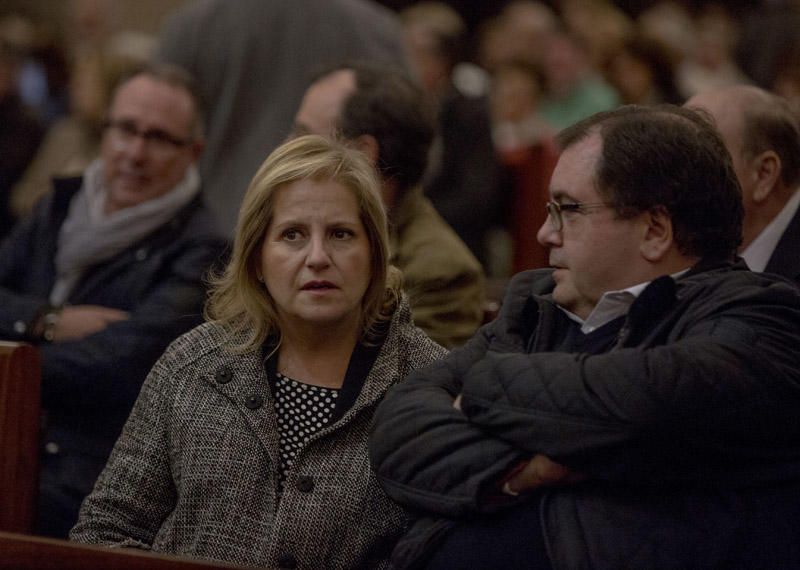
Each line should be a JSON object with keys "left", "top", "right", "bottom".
{"left": 156, "top": 0, "right": 406, "bottom": 236}
{"left": 687, "top": 85, "right": 800, "bottom": 285}
{"left": 294, "top": 63, "right": 485, "bottom": 347}
{"left": 0, "top": 64, "right": 226, "bottom": 537}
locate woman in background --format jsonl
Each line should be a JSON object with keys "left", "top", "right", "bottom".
{"left": 71, "top": 135, "right": 446, "bottom": 569}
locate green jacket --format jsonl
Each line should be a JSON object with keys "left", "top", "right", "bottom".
{"left": 390, "top": 187, "right": 485, "bottom": 347}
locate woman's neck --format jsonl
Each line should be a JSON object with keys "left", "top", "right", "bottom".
{"left": 277, "top": 325, "right": 359, "bottom": 389}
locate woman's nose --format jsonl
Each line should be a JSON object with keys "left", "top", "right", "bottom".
{"left": 306, "top": 235, "right": 332, "bottom": 268}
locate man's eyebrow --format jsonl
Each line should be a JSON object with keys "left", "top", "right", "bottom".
{"left": 550, "top": 189, "right": 576, "bottom": 202}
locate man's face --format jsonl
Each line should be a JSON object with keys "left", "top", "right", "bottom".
{"left": 101, "top": 75, "right": 201, "bottom": 214}
{"left": 536, "top": 133, "right": 648, "bottom": 319}
{"left": 293, "top": 69, "right": 356, "bottom": 137}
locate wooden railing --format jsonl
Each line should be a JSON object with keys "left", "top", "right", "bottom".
{"left": 0, "top": 532, "right": 252, "bottom": 569}
{"left": 0, "top": 342, "right": 41, "bottom": 534}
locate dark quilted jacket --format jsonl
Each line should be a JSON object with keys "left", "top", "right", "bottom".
{"left": 370, "top": 261, "right": 800, "bottom": 569}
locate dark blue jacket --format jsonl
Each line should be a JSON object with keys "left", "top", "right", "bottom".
{"left": 0, "top": 176, "right": 227, "bottom": 534}
{"left": 370, "top": 261, "right": 800, "bottom": 569}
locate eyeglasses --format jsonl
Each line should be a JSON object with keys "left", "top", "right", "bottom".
{"left": 105, "top": 119, "right": 193, "bottom": 156}
{"left": 545, "top": 200, "right": 612, "bottom": 231}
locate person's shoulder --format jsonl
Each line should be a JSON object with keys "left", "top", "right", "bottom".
{"left": 678, "top": 261, "right": 800, "bottom": 317}
{"left": 507, "top": 268, "right": 555, "bottom": 298}
{"left": 397, "top": 195, "right": 483, "bottom": 277}
{"left": 154, "top": 321, "right": 229, "bottom": 372}
{"left": 389, "top": 297, "right": 450, "bottom": 360}
{"left": 166, "top": 198, "right": 229, "bottom": 252}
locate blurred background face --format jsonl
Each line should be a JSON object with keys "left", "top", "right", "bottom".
{"left": 490, "top": 66, "right": 541, "bottom": 122}
{"left": 260, "top": 178, "right": 372, "bottom": 335}
{"left": 101, "top": 74, "right": 199, "bottom": 213}
{"left": 607, "top": 50, "right": 654, "bottom": 104}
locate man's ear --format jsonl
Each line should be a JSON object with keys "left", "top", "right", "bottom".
{"left": 639, "top": 207, "right": 674, "bottom": 262}
{"left": 750, "top": 150, "right": 781, "bottom": 203}
{"left": 352, "top": 134, "right": 379, "bottom": 164}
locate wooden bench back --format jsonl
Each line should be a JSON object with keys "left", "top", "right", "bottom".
{"left": 0, "top": 531, "right": 251, "bottom": 569}
{"left": 0, "top": 342, "right": 42, "bottom": 533}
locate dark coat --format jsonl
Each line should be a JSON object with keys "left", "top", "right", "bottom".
{"left": 765, "top": 204, "right": 800, "bottom": 286}
{"left": 370, "top": 261, "right": 800, "bottom": 569}
{"left": 0, "top": 176, "right": 227, "bottom": 536}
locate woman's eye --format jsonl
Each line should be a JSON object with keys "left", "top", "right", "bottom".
{"left": 332, "top": 229, "right": 353, "bottom": 240}
{"left": 282, "top": 229, "right": 302, "bottom": 241}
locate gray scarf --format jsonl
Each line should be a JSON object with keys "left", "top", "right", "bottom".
{"left": 50, "top": 159, "right": 201, "bottom": 305}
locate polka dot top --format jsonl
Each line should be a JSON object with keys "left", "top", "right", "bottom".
{"left": 273, "top": 371, "right": 339, "bottom": 486}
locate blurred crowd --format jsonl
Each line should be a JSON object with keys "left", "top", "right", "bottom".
{"left": 2, "top": 0, "right": 800, "bottom": 272}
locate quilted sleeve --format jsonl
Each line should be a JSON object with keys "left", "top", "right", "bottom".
{"left": 459, "top": 283, "right": 800, "bottom": 487}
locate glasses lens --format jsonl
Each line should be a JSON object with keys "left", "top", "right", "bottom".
{"left": 546, "top": 202, "right": 562, "bottom": 231}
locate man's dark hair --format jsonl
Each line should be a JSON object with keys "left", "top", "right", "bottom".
{"left": 330, "top": 63, "right": 435, "bottom": 194}
{"left": 741, "top": 92, "right": 800, "bottom": 189}
{"left": 557, "top": 105, "right": 743, "bottom": 261}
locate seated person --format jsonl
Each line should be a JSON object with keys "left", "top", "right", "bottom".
{"left": 0, "top": 63, "right": 227, "bottom": 538}
{"left": 70, "top": 135, "right": 447, "bottom": 569}
{"left": 687, "top": 85, "right": 800, "bottom": 285}
{"left": 293, "top": 63, "right": 485, "bottom": 347}
{"left": 370, "top": 105, "right": 800, "bottom": 569}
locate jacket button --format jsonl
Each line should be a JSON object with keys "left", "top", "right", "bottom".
{"left": 214, "top": 367, "right": 233, "bottom": 384}
{"left": 245, "top": 395, "right": 263, "bottom": 409}
{"left": 44, "top": 442, "right": 60, "bottom": 455}
{"left": 134, "top": 247, "right": 148, "bottom": 261}
{"left": 297, "top": 475, "right": 314, "bottom": 493}
{"left": 277, "top": 553, "right": 297, "bottom": 569}
{"left": 13, "top": 320, "right": 27, "bottom": 334}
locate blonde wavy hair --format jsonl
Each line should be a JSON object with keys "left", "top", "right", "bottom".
{"left": 206, "top": 135, "right": 401, "bottom": 352}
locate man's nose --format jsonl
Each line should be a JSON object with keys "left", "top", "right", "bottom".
{"left": 537, "top": 215, "right": 561, "bottom": 248}
{"left": 122, "top": 135, "right": 149, "bottom": 161}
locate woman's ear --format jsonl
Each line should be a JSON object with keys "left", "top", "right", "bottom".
{"left": 639, "top": 207, "right": 674, "bottom": 262}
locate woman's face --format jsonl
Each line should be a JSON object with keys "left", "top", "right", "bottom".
{"left": 260, "top": 178, "right": 372, "bottom": 335}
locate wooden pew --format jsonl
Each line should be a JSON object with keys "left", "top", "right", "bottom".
{"left": 0, "top": 342, "right": 41, "bottom": 534}
{"left": 0, "top": 531, "right": 252, "bottom": 569}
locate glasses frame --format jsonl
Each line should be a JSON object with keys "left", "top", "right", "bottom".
{"left": 104, "top": 119, "right": 193, "bottom": 155}
{"left": 545, "top": 200, "right": 612, "bottom": 231}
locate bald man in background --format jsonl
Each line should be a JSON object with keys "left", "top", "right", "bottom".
{"left": 687, "top": 85, "right": 800, "bottom": 285}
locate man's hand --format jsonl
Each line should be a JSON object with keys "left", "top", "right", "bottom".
{"left": 503, "top": 454, "right": 586, "bottom": 495}
{"left": 52, "top": 305, "right": 130, "bottom": 343}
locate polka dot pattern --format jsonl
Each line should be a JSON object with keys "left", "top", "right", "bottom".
{"left": 273, "top": 372, "right": 339, "bottom": 485}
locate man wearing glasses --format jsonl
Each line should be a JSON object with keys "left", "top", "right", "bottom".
{"left": 370, "top": 105, "right": 800, "bottom": 569}
{"left": 0, "top": 64, "right": 226, "bottom": 538}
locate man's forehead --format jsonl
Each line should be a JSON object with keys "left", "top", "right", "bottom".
{"left": 297, "top": 69, "right": 356, "bottom": 135}
{"left": 108, "top": 75, "right": 195, "bottom": 131}
{"left": 549, "top": 133, "right": 603, "bottom": 201}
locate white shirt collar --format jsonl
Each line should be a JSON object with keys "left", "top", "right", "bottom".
{"left": 559, "top": 269, "right": 690, "bottom": 334}
{"left": 741, "top": 188, "right": 800, "bottom": 272}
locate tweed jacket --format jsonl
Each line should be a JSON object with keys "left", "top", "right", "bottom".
{"left": 391, "top": 187, "right": 485, "bottom": 348}
{"left": 71, "top": 298, "right": 446, "bottom": 569}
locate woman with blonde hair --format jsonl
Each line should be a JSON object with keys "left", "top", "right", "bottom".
{"left": 71, "top": 135, "right": 446, "bottom": 569}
